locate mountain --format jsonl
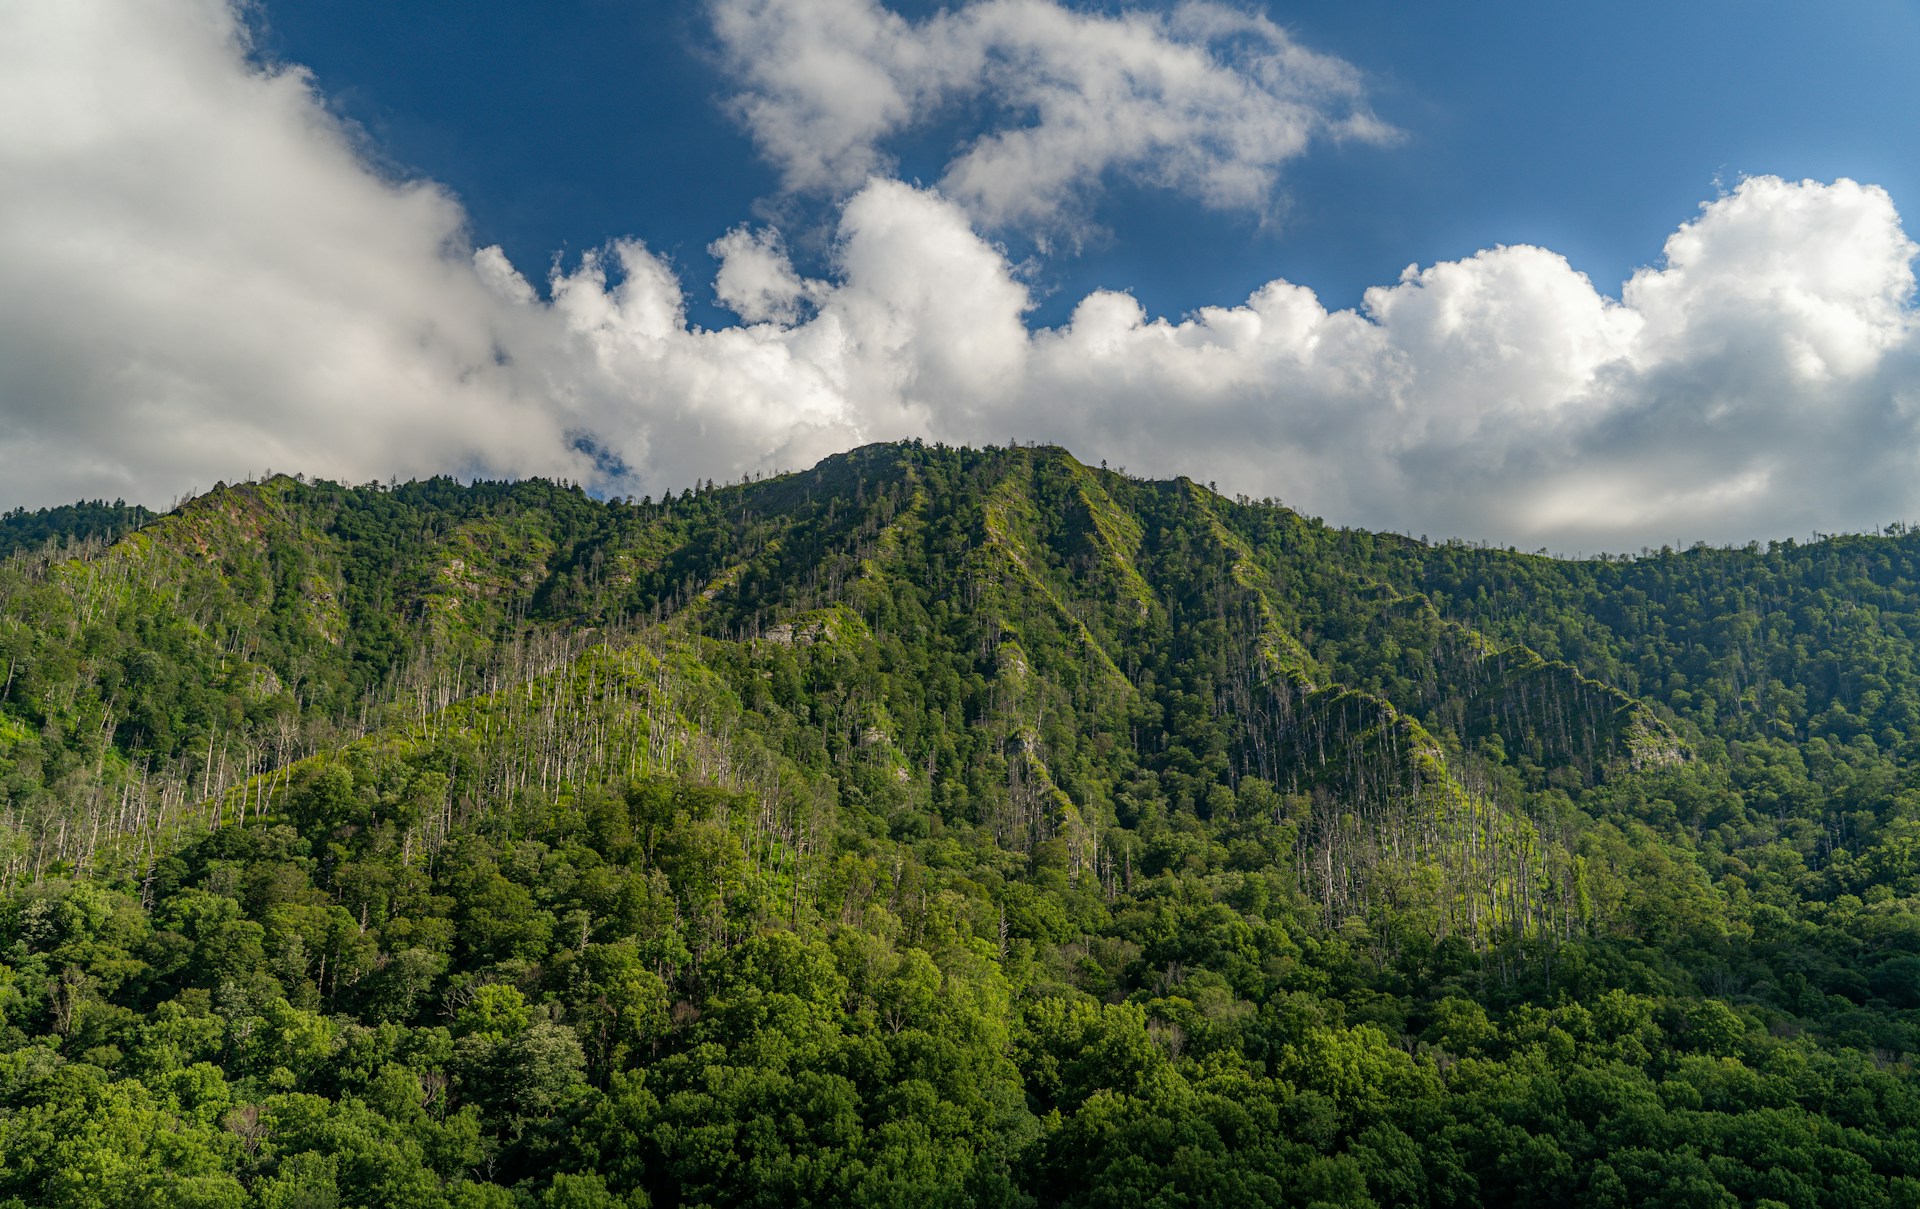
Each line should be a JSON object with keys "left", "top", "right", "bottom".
{"left": 0, "top": 442, "right": 1917, "bottom": 1207}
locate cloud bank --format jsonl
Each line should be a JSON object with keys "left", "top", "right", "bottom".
{"left": 2, "top": 0, "right": 1918, "bottom": 550}
{"left": 710, "top": 0, "right": 1392, "bottom": 229}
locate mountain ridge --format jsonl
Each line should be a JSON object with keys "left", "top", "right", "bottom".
{"left": 0, "top": 442, "right": 1766, "bottom": 909}
{"left": 3, "top": 441, "right": 1920, "bottom": 1206}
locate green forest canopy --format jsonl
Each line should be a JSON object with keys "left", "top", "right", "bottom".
{"left": 0, "top": 442, "right": 1916, "bottom": 1207}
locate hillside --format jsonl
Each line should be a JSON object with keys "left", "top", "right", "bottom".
{"left": 1, "top": 442, "right": 1918, "bottom": 1207}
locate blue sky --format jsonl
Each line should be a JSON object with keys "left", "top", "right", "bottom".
{"left": 3, "top": 0, "right": 1919, "bottom": 548}
{"left": 251, "top": 0, "right": 1920, "bottom": 327}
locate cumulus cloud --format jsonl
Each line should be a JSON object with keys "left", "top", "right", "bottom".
{"left": 1028, "top": 175, "right": 1920, "bottom": 546}
{"left": 0, "top": 0, "right": 600, "bottom": 505}
{"left": 580, "top": 174, "right": 1920, "bottom": 549}
{"left": 537, "top": 172, "right": 1920, "bottom": 547}
{"left": 4, "top": 0, "right": 1920, "bottom": 552}
{"left": 709, "top": 0, "right": 1392, "bottom": 229}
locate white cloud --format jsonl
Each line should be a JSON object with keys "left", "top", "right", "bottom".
{"left": 3, "top": 0, "right": 1920, "bottom": 552}
{"left": 709, "top": 0, "right": 1391, "bottom": 229}
{"left": 710, "top": 227, "right": 820, "bottom": 326}
{"left": 575, "top": 173, "right": 1920, "bottom": 549}
{"left": 0, "top": 0, "right": 599, "bottom": 505}
{"left": 1008, "top": 176, "right": 1920, "bottom": 546}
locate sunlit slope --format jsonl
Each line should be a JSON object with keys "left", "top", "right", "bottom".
{"left": 0, "top": 441, "right": 1769, "bottom": 944}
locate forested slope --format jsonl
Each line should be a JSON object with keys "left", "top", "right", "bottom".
{"left": 0, "top": 443, "right": 1916, "bottom": 1207}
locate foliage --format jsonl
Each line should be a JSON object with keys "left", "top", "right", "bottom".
{"left": 0, "top": 443, "right": 1917, "bottom": 1205}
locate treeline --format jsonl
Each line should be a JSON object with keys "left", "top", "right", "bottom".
{"left": 0, "top": 499, "right": 152, "bottom": 561}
